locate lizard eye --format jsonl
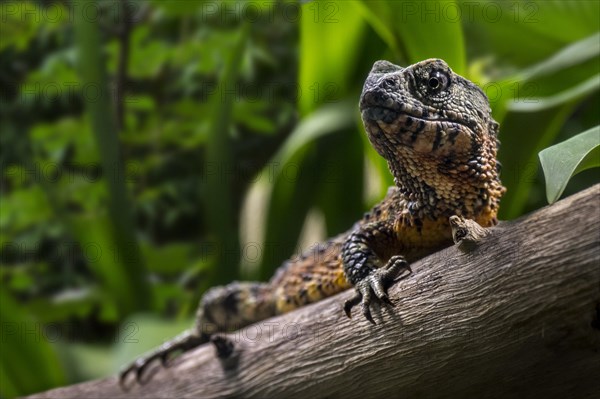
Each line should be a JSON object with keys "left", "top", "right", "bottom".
{"left": 427, "top": 71, "right": 449, "bottom": 92}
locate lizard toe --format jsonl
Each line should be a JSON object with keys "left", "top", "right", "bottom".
{"left": 344, "top": 291, "right": 362, "bottom": 319}
{"left": 360, "top": 286, "right": 376, "bottom": 325}
{"left": 135, "top": 356, "right": 156, "bottom": 384}
{"left": 119, "top": 364, "right": 136, "bottom": 391}
{"left": 345, "top": 257, "right": 411, "bottom": 322}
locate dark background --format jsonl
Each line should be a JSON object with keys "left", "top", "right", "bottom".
{"left": 0, "top": 1, "right": 598, "bottom": 396}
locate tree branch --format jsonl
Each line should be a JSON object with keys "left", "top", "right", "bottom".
{"left": 28, "top": 185, "right": 600, "bottom": 399}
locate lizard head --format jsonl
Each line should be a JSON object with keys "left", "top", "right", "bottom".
{"left": 360, "top": 59, "right": 505, "bottom": 222}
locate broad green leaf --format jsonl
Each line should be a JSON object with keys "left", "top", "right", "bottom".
{"left": 513, "top": 0, "right": 600, "bottom": 43}
{"left": 356, "top": 0, "right": 466, "bottom": 73}
{"left": 121, "top": 26, "right": 171, "bottom": 78}
{"left": 507, "top": 74, "right": 600, "bottom": 112}
{"left": 0, "top": 292, "right": 66, "bottom": 398}
{"left": 0, "top": 1, "right": 69, "bottom": 51}
{"left": 140, "top": 242, "right": 196, "bottom": 275}
{"left": 149, "top": 0, "right": 203, "bottom": 15}
{"left": 499, "top": 72, "right": 599, "bottom": 218}
{"left": 26, "top": 287, "right": 99, "bottom": 323}
{"left": 203, "top": 22, "right": 250, "bottom": 285}
{"left": 257, "top": 100, "right": 356, "bottom": 280}
{"left": 462, "top": 0, "right": 599, "bottom": 67}
{"left": 490, "top": 35, "right": 600, "bottom": 219}
{"left": 315, "top": 127, "right": 364, "bottom": 236}
{"left": 74, "top": 0, "right": 152, "bottom": 315}
{"left": 69, "top": 213, "right": 135, "bottom": 321}
{"left": 499, "top": 104, "right": 580, "bottom": 219}
{"left": 517, "top": 32, "right": 600, "bottom": 82}
{"left": 539, "top": 126, "right": 600, "bottom": 203}
{"left": 300, "top": 1, "right": 366, "bottom": 114}
{"left": 272, "top": 100, "right": 356, "bottom": 167}
{"left": 257, "top": 147, "right": 319, "bottom": 281}
{"left": 0, "top": 186, "right": 52, "bottom": 232}
{"left": 491, "top": 32, "right": 600, "bottom": 121}
{"left": 352, "top": 1, "right": 403, "bottom": 59}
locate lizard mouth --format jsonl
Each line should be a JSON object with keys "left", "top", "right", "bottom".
{"left": 361, "top": 106, "right": 479, "bottom": 134}
{"left": 361, "top": 106, "right": 402, "bottom": 125}
{"left": 361, "top": 106, "right": 477, "bottom": 154}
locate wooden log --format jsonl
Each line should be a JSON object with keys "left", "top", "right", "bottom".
{"left": 27, "top": 184, "right": 600, "bottom": 399}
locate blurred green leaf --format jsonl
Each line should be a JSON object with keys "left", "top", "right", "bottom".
{"left": 357, "top": 0, "right": 466, "bottom": 73}
{"left": 0, "top": 1, "right": 69, "bottom": 51}
{"left": 499, "top": 104, "right": 580, "bottom": 219}
{"left": 107, "top": 26, "right": 171, "bottom": 78}
{"left": 507, "top": 74, "right": 600, "bottom": 112}
{"left": 352, "top": 1, "right": 402, "bottom": 59}
{"left": 6, "top": 266, "right": 34, "bottom": 291}
{"left": 0, "top": 291, "right": 66, "bottom": 398}
{"left": 316, "top": 129, "right": 364, "bottom": 236}
{"left": 149, "top": 0, "right": 204, "bottom": 16}
{"left": 462, "top": 0, "right": 599, "bottom": 66}
{"left": 517, "top": 32, "right": 600, "bottom": 82}
{"left": 539, "top": 126, "right": 600, "bottom": 204}
{"left": 0, "top": 186, "right": 52, "bottom": 233}
{"left": 272, "top": 100, "right": 356, "bottom": 167}
{"left": 489, "top": 32, "right": 600, "bottom": 120}
{"left": 233, "top": 100, "right": 277, "bottom": 134}
{"left": 258, "top": 100, "right": 356, "bottom": 279}
{"left": 58, "top": 344, "right": 113, "bottom": 382}
{"left": 203, "top": 22, "right": 250, "bottom": 285}
{"left": 31, "top": 117, "right": 99, "bottom": 164}
{"left": 112, "top": 315, "right": 193, "bottom": 373}
{"left": 491, "top": 34, "right": 600, "bottom": 219}
{"left": 141, "top": 242, "right": 195, "bottom": 275}
{"left": 499, "top": 71, "right": 599, "bottom": 218}
{"left": 299, "top": 1, "right": 366, "bottom": 114}
{"left": 26, "top": 288, "right": 98, "bottom": 323}
{"left": 512, "top": 0, "right": 600, "bottom": 43}
{"left": 74, "top": 0, "right": 152, "bottom": 315}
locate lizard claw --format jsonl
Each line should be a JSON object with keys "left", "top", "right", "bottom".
{"left": 119, "top": 330, "right": 207, "bottom": 390}
{"left": 119, "top": 352, "right": 161, "bottom": 389}
{"left": 344, "top": 291, "right": 362, "bottom": 319}
{"left": 379, "top": 294, "right": 394, "bottom": 306}
{"left": 343, "top": 255, "right": 410, "bottom": 323}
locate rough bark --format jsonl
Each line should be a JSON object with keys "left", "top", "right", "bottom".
{"left": 28, "top": 184, "right": 600, "bottom": 399}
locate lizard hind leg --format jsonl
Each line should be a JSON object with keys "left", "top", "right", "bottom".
{"left": 119, "top": 329, "right": 207, "bottom": 388}
{"left": 270, "top": 240, "right": 352, "bottom": 314}
{"left": 196, "top": 281, "right": 276, "bottom": 336}
{"left": 119, "top": 281, "right": 275, "bottom": 388}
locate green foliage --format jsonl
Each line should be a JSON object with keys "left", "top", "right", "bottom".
{"left": 257, "top": 100, "right": 357, "bottom": 279}
{"left": 0, "top": 0, "right": 598, "bottom": 396}
{"left": 203, "top": 21, "right": 249, "bottom": 285}
{"left": 74, "top": 0, "right": 152, "bottom": 316}
{"left": 356, "top": 0, "right": 466, "bottom": 73}
{"left": 492, "top": 32, "right": 600, "bottom": 218}
{"left": 539, "top": 126, "right": 600, "bottom": 203}
{"left": 0, "top": 291, "right": 66, "bottom": 397}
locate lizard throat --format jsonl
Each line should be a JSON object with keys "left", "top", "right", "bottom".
{"left": 382, "top": 134, "right": 504, "bottom": 225}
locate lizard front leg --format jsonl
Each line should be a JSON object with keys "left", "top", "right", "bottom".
{"left": 342, "top": 220, "right": 411, "bottom": 324}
